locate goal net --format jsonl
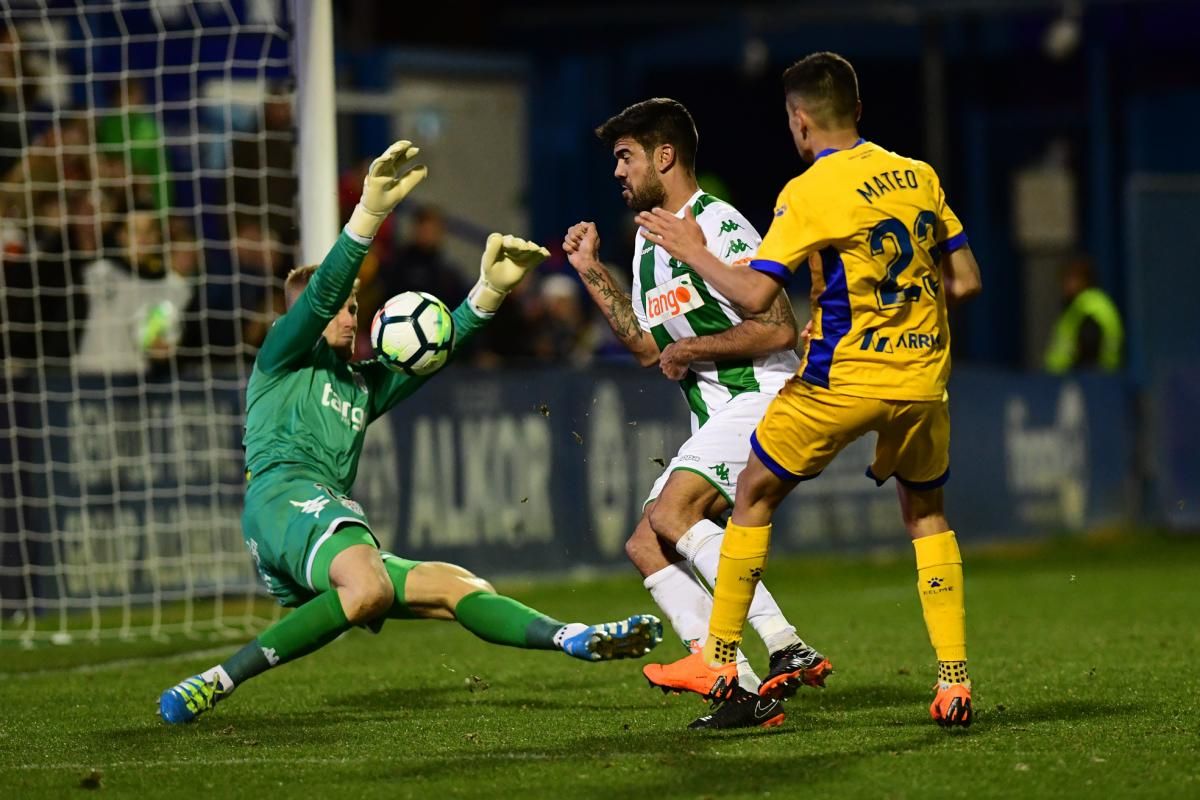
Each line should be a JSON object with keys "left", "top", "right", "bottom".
{"left": 0, "top": 0, "right": 298, "bottom": 644}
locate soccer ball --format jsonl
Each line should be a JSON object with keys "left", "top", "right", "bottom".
{"left": 370, "top": 291, "right": 455, "bottom": 375}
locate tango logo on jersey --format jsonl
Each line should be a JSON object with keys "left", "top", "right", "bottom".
{"left": 859, "top": 329, "right": 944, "bottom": 354}
{"left": 644, "top": 274, "right": 705, "bottom": 327}
{"left": 321, "top": 382, "right": 365, "bottom": 432}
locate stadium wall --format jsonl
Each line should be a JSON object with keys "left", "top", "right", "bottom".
{"left": 1, "top": 367, "right": 1147, "bottom": 606}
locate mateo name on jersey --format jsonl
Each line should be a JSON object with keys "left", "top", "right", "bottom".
{"left": 321, "top": 382, "right": 365, "bottom": 432}
{"left": 644, "top": 274, "right": 705, "bottom": 327}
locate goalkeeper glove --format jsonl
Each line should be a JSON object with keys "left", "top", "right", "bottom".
{"left": 347, "top": 140, "right": 428, "bottom": 240}
{"left": 468, "top": 233, "right": 551, "bottom": 314}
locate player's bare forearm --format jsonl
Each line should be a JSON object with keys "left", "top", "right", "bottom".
{"left": 690, "top": 292, "right": 798, "bottom": 361}
{"left": 577, "top": 261, "right": 660, "bottom": 366}
{"left": 943, "top": 246, "right": 982, "bottom": 306}
{"left": 680, "top": 247, "right": 781, "bottom": 315}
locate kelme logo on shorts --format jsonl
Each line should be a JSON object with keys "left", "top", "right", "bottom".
{"left": 645, "top": 274, "right": 705, "bottom": 327}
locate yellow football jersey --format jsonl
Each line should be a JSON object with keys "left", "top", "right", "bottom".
{"left": 751, "top": 139, "right": 967, "bottom": 401}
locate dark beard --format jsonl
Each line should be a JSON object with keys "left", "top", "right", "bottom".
{"left": 627, "top": 176, "right": 667, "bottom": 212}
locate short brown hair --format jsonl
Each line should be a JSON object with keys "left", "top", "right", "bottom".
{"left": 781, "top": 52, "right": 860, "bottom": 129}
{"left": 595, "top": 98, "right": 699, "bottom": 174}
{"left": 284, "top": 264, "right": 359, "bottom": 309}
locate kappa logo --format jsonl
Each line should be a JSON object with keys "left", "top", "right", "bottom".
{"left": 725, "top": 239, "right": 751, "bottom": 258}
{"left": 711, "top": 462, "right": 731, "bottom": 484}
{"left": 261, "top": 647, "right": 279, "bottom": 666}
{"left": 718, "top": 220, "right": 742, "bottom": 234}
{"left": 290, "top": 496, "right": 330, "bottom": 517}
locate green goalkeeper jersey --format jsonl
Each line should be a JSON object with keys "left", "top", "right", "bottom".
{"left": 243, "top": 230, "right": 488, "bottom": 494}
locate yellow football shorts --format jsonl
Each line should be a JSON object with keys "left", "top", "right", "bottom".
{"left": 750, "top": 378, "right": 950, "bottom": 489}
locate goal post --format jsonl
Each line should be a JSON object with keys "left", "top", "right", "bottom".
{"left": 292, "top": 0, "right": 339, "bottom": 264}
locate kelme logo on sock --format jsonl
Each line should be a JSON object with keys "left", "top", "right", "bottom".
{"left": 928, "top": 577, "right": 943, "bottom": 587}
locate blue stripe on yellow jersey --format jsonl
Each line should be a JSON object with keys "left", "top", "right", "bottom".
{"left": 750, "top": 140, "right": 967, "bottom": 401}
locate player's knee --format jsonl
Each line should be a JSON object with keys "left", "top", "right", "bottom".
{"left": 646, "top": 502, "right": 683, "bottom": 541}
{"left": 339, "top": 574, "right": 393, "bottom": 624}
{"left": 625, "top": 517, "right": 658, "bottom": 565}
{"left": 422, "top": 563, "right": 494, "bottom": 609}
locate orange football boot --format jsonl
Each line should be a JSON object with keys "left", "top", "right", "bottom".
{"left": 643, "top": 651, "right": 738, "bottom": 701}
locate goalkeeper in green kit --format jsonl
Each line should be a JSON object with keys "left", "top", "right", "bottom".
{"left": 159, "top": 140, "right": 662, "bottom": 724}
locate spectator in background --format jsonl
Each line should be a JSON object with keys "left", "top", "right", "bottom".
{"left": 0, "top": 21, "right": 33, "bottom": 177}
{"left": 529, "top": 273, "right": 595, "bottom": 366}
{"left": 76, "top": 205, "right": 194, "bottom": 375}
{"left": 95, "top": 77, "right": 172, "bottom": 211}
{"left": 1043, "top": 255, "right": 1124, "bottom": 374}
{"left": 203, "top": 214, "right": 289, "bottom": 360}
{"left": 381, "top": 205, "right": 470, "bottom": 305}
{"left": 230, "top": 87, "right": 296, "bottom": 248}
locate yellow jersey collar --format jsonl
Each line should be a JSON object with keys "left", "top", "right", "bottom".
{"left": 814, "top": 138, "right": 867, "bottom": 162}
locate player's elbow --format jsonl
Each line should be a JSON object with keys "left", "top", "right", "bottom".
{"left": 636, "top": 350, "right": 660, "bottom": 368}
{"left": 777, "top": 322, "right": 799, "bottom": 352}
{"left": 744, "top": 279, "right": 781, "bottom": 316}
{"left": 949, "top": 273, "right": 982, "bottom": 303}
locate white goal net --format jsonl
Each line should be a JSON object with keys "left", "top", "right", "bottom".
{"left": 0, "top": 0, "right": 298, "bottom": 644}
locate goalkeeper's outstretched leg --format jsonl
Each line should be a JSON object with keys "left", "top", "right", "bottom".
{"left": 159, "top": 530, "right": 661, "bottom": 724}
{"left": 157, "top": 136, "right": 660, "bottom": 725}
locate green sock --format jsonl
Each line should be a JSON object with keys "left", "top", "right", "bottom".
{"left": 454, "top": 590, "right": 565, "bottom": 650}
{"left": 222, "top": 590, "right": 350, "bottom": 685}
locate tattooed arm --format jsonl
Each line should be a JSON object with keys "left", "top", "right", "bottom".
{"left": 657, "top": 290, "right": 799, "bottom": 380}
{"left": 563, "top": 221, "right": 660, "bottom": 367}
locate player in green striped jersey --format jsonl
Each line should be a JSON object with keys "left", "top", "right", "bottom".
{"left": 564, "top": 100, "right": 829, "bottom": 730}
{"left": 159, "top": 141, "right": 662, "bottom": 725}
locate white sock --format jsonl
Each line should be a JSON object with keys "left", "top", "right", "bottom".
{"left": 643, "top": 563, "right": 711, "bottom": 648}
{"left": 552, "top": 622, "right": 588, "bottom": 649}
{"left": 676, "top": 519, "right": 802, "bottom": 654}
{"left": 201, "top": 664, "right": 235, "bottom": 693}
{"left": 642, "top": 563, "right": 760, "bottom": 688}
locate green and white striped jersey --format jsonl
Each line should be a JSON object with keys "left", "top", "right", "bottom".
{"left": 631, "top": 190, "right": 800, "bottom": 431}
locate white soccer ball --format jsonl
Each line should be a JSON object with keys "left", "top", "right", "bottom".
{"left": 370, "top": 291, "right": 455, "bottom": 375}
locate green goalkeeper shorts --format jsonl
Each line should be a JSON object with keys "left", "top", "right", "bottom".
{"left": 241, "top": 472, "right": 419, "bottom": 609}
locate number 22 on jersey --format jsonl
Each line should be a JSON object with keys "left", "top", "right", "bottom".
{"left": 868, "top": 210, "right": 941, "bottom": 310}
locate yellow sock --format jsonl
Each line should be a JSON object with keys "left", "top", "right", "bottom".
{"left": 913, "top": 530, "right": 967, "bottom": 667}
{"left": 702, "top": 522, "right": 771, "bottom": 666}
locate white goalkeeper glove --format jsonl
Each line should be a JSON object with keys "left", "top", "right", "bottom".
{"left": 468, "top": 233, "right": 551, "bottom": 314}
{"left": 346, "top": 140, "right": 428, "bottom": 240}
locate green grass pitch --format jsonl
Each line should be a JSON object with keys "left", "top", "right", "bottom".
{"left": 2, "top": 534, "right": 1197, "bottom": 799}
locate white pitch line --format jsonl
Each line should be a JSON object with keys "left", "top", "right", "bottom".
{"left": 0, "top": 645, "right": 233, "bottom": 680}
{"left": 4, "top": 752, "right": 586, "bottom": 771}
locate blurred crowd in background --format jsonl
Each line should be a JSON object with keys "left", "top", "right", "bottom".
{"left": 0, "top": 7, "right": 1134, "bottom": 380}
{"left": 0, "top": 14, "right": 647, "bottom": 377}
